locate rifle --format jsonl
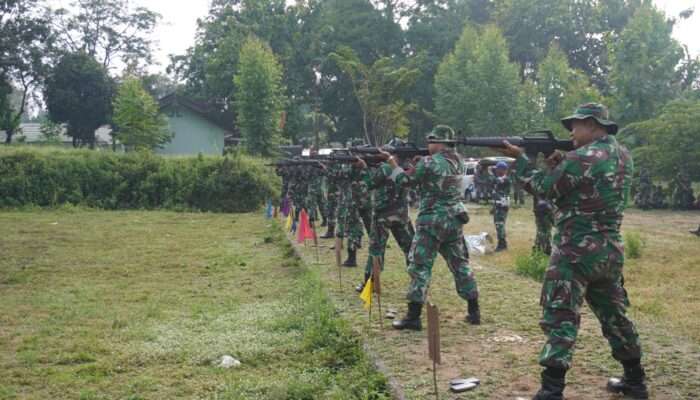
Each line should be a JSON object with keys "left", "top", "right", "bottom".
{"left": 429, "top": 130, "right": 574, "bottom": 158}
{"left": 349, "top": 143, "right": 430, "bottom": 158}
{"left": 308, "top": 152, "right": 387, "bottom": 166}
{"left": 266, "top": 159, "right": 325, "bottom": 168}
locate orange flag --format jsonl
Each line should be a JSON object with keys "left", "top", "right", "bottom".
{"left": 297, "top": 209, "right": 315, "bottom": 243}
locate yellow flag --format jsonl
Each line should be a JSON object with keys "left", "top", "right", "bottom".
{"left": 359, "top": 276, "right": 373, "bottom": 310}
{"left": 285, "top": 212, "right": 293, "bottom": 231}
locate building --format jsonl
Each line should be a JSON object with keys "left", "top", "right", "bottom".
{"left": 0, "top": 123, "right": 114, "bottom": 148}
{"left": 158, "top": 93, "right": 237, "bottom": 156}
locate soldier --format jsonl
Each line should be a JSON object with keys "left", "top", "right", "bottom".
{"left": 533, "top": 195, "right": 554, "bottom": 255}
{"left": 335, "top": 163, "right": 372, "bottom": 267}
{"left": 489, "top": 161, "right": 511, "bottom": 251}
{"left": 511, "top": 168, "right": 525, "bottom": 206}
{"left": 364, "top": 125, "right": 481, "bottom": 329}
{"left": 308, "top": 147, "right": 327, "bottom": 226}
{"left": 650, "top": 185, "right": 667, "bottom": 209}
{"left": 499, "top": 103, "right": 648, "bottom": 399}
{"left": 353, "top": 139, "right": 416, "bottom": 293}
{"left": 634, "top": 168, "right": 652, "bottom": 209}
{"left": 320, "top": 163, "right": 341, "bottom": 238}
{"left": 671, "top": 169, "right": 695, "bottom": 210}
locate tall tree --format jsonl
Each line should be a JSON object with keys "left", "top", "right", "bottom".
{"left": 45, "top": 52, "right": 113, "bottom": 147}
{"left": 435, "top": 24, "right": 524, "bottom": 136}
{"left": 0, "top": 0, "right": 50, "bottom": 143}
{"left": 112, "top": 77, "right": 171, "bottom": 151}
{"left": 48, "top": 0, "right": 160, "bottom": 70}
{"left": 609, "top": 4, "right": 683, "bottom": 124}
{"left": 330, "top": 46, "right": 419, "bottom": 145}
{"left": 233, "top": 36, "right": 286, "bottom": 156}
{"left": 536, "top": 43, "right": 601, "bottom": 134}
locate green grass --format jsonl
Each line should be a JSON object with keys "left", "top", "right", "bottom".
{"left": 514, "top": 250, "right": 549, "bottom": 281}
{"left": 0, "top": 210, "right": 388, "bottom": 399}
{"left": 292, "top": 202, "right": 700, "bottom": 399}
{"left": 624, "top": 230, "right": 644, "bottom": 259}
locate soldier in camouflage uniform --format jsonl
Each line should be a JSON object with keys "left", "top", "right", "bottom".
{"left": 671, "top": 169, "right": 695, "bottom": 210}
{"left": 500, "top": 103, "right": 647, "bottom": 400}
{"left": 353, "top": 139, "right": 416, "bottom": 292}
{"left": 511, "top": 168, "right": 525, "bottom": 206}
{"left": 367, "top": 126, "right": 480, "bottom": 330}
{"left": 321, "top": 163, "right": 341, "bottom": 238}
{"left": 634, "top": 168, "right": 652, "bottom": 209}
{"left": 335, "top": 164, "right": 372, "bottom": 266}
{"left": 533, "top": 195, "right": 554, "bottom": 255}
{"left": 488, "top": 161, "right": 511, "bottom": 251}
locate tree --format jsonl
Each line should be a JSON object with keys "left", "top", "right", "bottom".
{"left": 233, "top": 36, "right": 286, "bottom": 156}
{"left": 536, "top": 43, "right": 602, "bottom": 135}
{"left": 330, "top": 46, "right": 420, "bottom": 145}
{"left": 48, "top": 0, "right": 160, "bottom": 70}
{"left": 435, "top": 24, "right": 525, "bottom": 136}
{"left": 621, "top": 99, "right": 700, "bottom": 181}
{"left": 609, "top": 4, "right": 683, "bottom": 125}
{"left": 0, "top": 0, "right": 50, "bottom": 143}
{"left": 45, "top": 52, "right": 113, "bottom": 148}
{"left": 112, "top": 77, "right": 171, "bottom": 151}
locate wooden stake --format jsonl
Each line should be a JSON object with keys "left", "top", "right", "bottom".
{"left": 372, "top": 256, "right": 382, "bottom": 329}
{"left": 427, "top": 302, "right": 441, "bottom": 400}
{"left": 335, "top": 237, "right": 343, "bottom": 290}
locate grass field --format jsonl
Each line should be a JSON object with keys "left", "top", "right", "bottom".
{"left": 291, "top": 203, "right": 700, "bottom": 399}
{"left": 0, "top": 209, "right": 389, "bottom": 399}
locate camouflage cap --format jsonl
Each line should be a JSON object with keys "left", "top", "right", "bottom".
{"left": 561, "top": 103, "right": 618, "bottom": 135}
{"left": 426, "top": 125, "right": 455, "bottom": 141}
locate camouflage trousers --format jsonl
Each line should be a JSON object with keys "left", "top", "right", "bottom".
{"left": 364, "top": 211, "right": 415, "bottom": 278}
{"left": 534, "top": 210, "right": 553, "bottom": 255}
{"left": 538, "top": 243, "right": 642, "bottom": 370}
{"left": 493, "top": 206, "right": 508, "bottom": 242}
{"left": 406, "top": 218, "right": 478, "bottom": 304}
{"left": 337, "top": 205, "right": 372, "bottom": 251}
{"left": 326, "top": 183, "right": 338, "bottom": 225}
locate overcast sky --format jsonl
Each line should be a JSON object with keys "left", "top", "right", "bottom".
{"left": 120, "top": 0, "right": 700, "bottom": 73}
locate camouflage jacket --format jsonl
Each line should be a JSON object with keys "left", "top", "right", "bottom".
{"left": 388, "top": 148, "right": 467, "bottom": 225}
{"left": 356, "top": 162, "right": 409, "bottom": 218}
{"left": 515, "top": 135, "right": 633, "bottom": 249}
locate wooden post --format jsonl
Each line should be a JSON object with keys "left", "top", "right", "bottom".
{"left": 427, "top": 302, "right": 441, "bottom": 399}
{"left": 372, "top": 256, "right": 382, "bottom": 329}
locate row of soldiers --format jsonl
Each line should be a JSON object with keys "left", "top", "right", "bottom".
{"left": 274, "top": 102, "right": 650, "bottom": 400}
{"left": 634, "top": 168, "right": 697, "bottom": 210}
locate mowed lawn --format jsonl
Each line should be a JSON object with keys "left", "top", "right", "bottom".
{"left": 295, "top": 203, "right": 700, "bottom": 399}
{"left": 0, "top": 210, "right": 388, "bottom": 399}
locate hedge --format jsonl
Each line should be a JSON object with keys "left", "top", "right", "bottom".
{"left": 0, "top": 147, "right": 280, "bottom": 213}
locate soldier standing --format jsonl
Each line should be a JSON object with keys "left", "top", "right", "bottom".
{"left": 368, "top": 125, "right": 481, "bottom": 329}
{"left": 353, "top": 139, "right": 416, "bottom": 293}
{"left": 321, "top": 163, "right": 341, "bottom": 238}
{"left": 499, "top": 103, "right": 647, "bottom": 400}
{"left": 634, "top": 168, "right": 652, "bottom": 209}
{"left": 671, "top": 169, "right": 695, "bottom": 210}
{"left": 533, "top": 195, "right": 554, "bottom": 255}
{"left": 489, "top": 161, "right": 511, "bottom": 251}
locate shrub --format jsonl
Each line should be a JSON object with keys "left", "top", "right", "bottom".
{"left": 625, "top": 231, "right": 644, "bottom": 259}
{"left": 515, "top": 250, "right": 550, "bottom": 282}
{"left": 0, "top": 147, "right": 279, "bottom": 213}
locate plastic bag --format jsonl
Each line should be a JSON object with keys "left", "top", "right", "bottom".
{"left": 465, "top": 232, "right": 491, "bottom": 255}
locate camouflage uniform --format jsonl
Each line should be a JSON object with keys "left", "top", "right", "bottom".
{"left": 358, "top": 162, "right": 415, "bottom": 279}
{"left": 515, "top": 134, "right": 641, "bottom": 371}
{"left": 389, "top": 148, "right": 478, "bottom": 304}
{"left": 488, "top": 171, "right": 511, "bottom": 246}
{"left": 511, "top": 169, "right": 525, "bottom": 206}
{"left": 671, "top": 170, "right": 695, "bottom": 210}
{"left": 634, "top": 168, "right": 652, "bottom": 209}
{"left": 335, "top": 164, "right": 371, "bottom": 251}
{"left": 533, "top": 196, "right": 554, "bottom": 255}
{"left": 305, "top": 167, "right": 324, "bottom": 222}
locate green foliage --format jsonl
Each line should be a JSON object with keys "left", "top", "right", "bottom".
{"left": 625, "top": 231, "right": 644, "bottom": 260}
{"left": 45, "top": 52, "right": 114, "bottom": 148}
{"left": 435, "top": 24, "right": 527, "bottom": 135}
{"left": 621, "top": 98, "right": 700, "bottom": 181}
{"left": 0, "top": 147, "right": 279, "bottom": 212}
{"left": 234, "top": 36, "right": 286, "bottom": 156}
{"left": 536, "top": 43, "right": 602, "bottom": 136}
{"left": 515, "top": 250, "right": 549, "bottom": 282}
{"left": 610, "top": 5, "right": 684, "bottom": 125}
{"left": 330, "top": 46, "right": 420, "bottom": 145}
{"left": 112, "top": 77, "right": 172, "bottom": 151}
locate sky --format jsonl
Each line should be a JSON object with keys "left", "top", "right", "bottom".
{"left": 67, "top": 0, "right": 700, "bottom": 74}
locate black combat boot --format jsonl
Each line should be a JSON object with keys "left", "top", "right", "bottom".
{"left": 607, "top": 359, "right": 649, "bottom": 399}
{"left": 466, "top": 299, "right": 481, "bottom": 325}
{"left": 320, "top": 224, "right": 335, "bottom": 239}
{"left": 321, "top": 217, "right": 327, "bottom": 227}
{"left": 532, "top": 368, "right": 566, "bottom": 400}
{"left": 355, "top": 272, "right": 370, "bottom": 293}
{"left": 342, "top": 248, "right": 357, "bottom": 267}
{"left": 495, "top": 239, "right": 507, "bottom": 252}
{"left": 690, "top": 225, "right": 700, "bottom": 237}
{"left": 392, "top": 302, "right": 422, "bottom": 331}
